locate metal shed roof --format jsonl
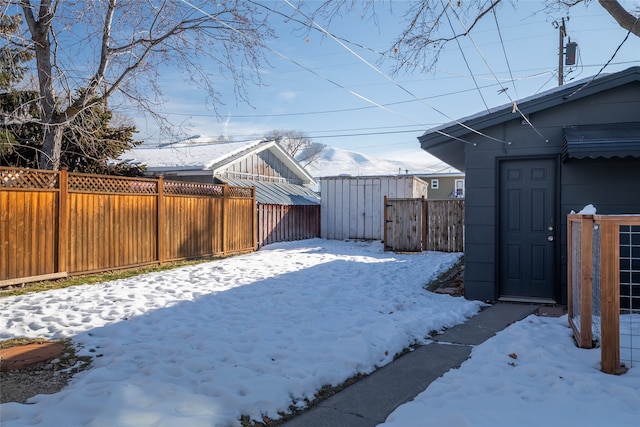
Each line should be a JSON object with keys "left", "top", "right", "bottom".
{"left": 218, "top": 177, "right": 320, "bottom": 206}
{"left": 563, "top": 123, "right": 640, "bottom": 160}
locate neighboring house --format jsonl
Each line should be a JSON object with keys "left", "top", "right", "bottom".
{"left": 121, "top": 138, "right": 320, "bottom": 246}
{"left": 418, "top": 67, "right": 640, "bottom": 304}
{"left": 320, "top": 175, "right": 429, "bottom": 240}
{"left": 417, "top": 172, "right": 465, "bottom": 199}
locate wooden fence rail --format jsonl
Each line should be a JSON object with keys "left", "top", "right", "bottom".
{"left": 567, "top": 213, "right": 640, "bottom": 374}
{"left": 0, "top": 167, "right": 256, "bottom": 286}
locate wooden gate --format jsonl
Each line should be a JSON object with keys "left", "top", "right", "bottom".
{"left": 384, "top": 197, "right": 425, "bottom": 252}
{"left": 384, "top": 197, "right": 464, "bottom": 253}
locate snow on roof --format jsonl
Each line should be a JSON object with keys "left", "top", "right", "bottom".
{"left": 120, "top": 139, "right": 264, "bottom": 170}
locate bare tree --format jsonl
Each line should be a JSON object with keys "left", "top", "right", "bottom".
{"left": 266, "top": 129, "right": 325, "bottom": 168}
{"left": 311, "top": 0, "right": 639, "bottom": 74}
{"left": 1, "top": 0, "right": 275, "bottom": 170}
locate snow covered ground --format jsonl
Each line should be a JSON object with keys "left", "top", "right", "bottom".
{"left": 380, "top": 313, "right": 640, "bottom": 427}
{"left": 0, "top": 239, "right": 481, "bottom": 426}
{"left": 1, "top": 239, "right": 638, "bottom": 427}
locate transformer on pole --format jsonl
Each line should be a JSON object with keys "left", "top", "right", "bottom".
{"left": 554, "top": 17, "right": 578, "bottom": 85}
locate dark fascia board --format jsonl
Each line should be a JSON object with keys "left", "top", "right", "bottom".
{"left": 419, "top": 67, "right": 640, "bottom": 147}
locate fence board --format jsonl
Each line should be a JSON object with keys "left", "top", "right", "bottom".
{"left": 1, "top": 167, "right": 256, "bottom": 284}
{"left": 257, "top": 204, "right": 320, "bottom": 247}
{"left": 425, "top": 200, "right": 465, "bottom": 252}
{"left": 384, "top": 198, "right": 464, "bottom": 253}
{"left": 0, "top": 189, "right": 57, "bottom": 279}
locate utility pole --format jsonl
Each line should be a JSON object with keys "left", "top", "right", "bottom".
{"left": 557, "top": 17, "right": 567, "bottom": 86}
{"left": 554, "top": 17, "right": 578, "bottom": 86}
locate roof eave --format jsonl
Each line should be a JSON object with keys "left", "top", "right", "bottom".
{"left": 211, "top": 140, "right": 317, "bottom": 186}
{"left": 420, "top": 67, "right": 640, "bottom": 147}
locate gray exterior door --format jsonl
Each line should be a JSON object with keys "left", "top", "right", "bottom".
{"left": 498, "top": 158, "right": 557, "bottom": 300}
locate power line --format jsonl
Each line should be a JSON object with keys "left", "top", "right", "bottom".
{"left": 441, "top": 0, "right": 490, "bottom": 112}
{"left": 175, "top": 0, "right": 482, "bottom": 147}
{"left": 122, "top": 80, "right": 515, "bottom": 119}
{"left": 282, "top": 0, "right": 513, "bottom": 147}
{"left": 138, "top": 125, "right": 439, "bottom": 143}
{"left": 444, "top": 0, "right": 548, "bottom": 142}
{"left": 566, "top": 15, "right": 639, "bottom": 99}
{"left": 492, "top": 6, "right": 519, "bottom": 99}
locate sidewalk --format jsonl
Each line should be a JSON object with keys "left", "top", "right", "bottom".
{"left": 281, "top": 303, "right": 540, "bottom": 427}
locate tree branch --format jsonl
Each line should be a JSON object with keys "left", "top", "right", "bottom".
{"left": 598, "top": 0, "right": 640, "bottom": 37}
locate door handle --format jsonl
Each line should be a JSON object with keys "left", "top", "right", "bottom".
{"left": 547, "top": 235, "right": 554, "bottom": 241}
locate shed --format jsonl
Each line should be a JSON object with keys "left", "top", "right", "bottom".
{"left": 320, "top": 175, "right": 428, "bottom": 240}
{"left": 418, "top": 66, "right": 640, "bottom": 304}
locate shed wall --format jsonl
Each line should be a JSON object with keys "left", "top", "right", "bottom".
{"left": 321, "top": 176, "right": 428, "bottom": 240}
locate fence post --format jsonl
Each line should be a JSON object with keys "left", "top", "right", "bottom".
{"left": 157, "top": 176, "right": 165, "bottom": 265}
{"left": 599, "top": 218, "right": 624, "bottom": 374}
{"left": 222, "top": 184, "right": 228, "bottom": 255}
{"left": 252, "top": 187, "right": 257, "bottom": 250}
{"left": 57, "top": 168, "right": 68, "bottom": 274}
{"left": 421, "top": 196, "right": 427, "bottom": 252}
{"left": 425, "top": 200, "right": 431, "bottom": 251}
{"left": 579, "top": 215, "right": 593, "bottom": 348}
{"left": 383, "top": 196, "right": 389, "bottom": 251}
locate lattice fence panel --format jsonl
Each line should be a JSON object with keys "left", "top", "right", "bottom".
{"left": 164, "top": 181, "right": 224, "bottom": 197}
{"left": 0, "top": 168, "right": 58, "bottom": 189}
{"left": 228, "top": 186, "right": 254, "bottom": 198}
{"left": 69, "top": 174, "right": 157, "bottom": 194}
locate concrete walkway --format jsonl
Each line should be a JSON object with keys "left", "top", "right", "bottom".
{"left": 281, "top": 303, "right": 540, "bottom": 427}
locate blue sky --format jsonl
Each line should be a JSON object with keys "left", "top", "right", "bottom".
{"left": 131, "top": 1, "right": 640, "bottom": 165}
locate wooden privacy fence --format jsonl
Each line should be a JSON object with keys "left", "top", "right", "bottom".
{"left": 0, "top": 167, "right": 256, "bottom": 286}
{"left": 568, "top": 213, "right": 640, "bottom": 375}
{"left": 384, "top": 197, "right": 464, "bottom": 253}
{"left": 257, "top": 204, "right": 320, "bottom": 248}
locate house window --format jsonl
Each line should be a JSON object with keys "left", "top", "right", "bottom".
{"left": 455, "top": 179, "right": 465, "bottom": 198}
{"left": 431, "top": 179, "right": 439, "bottom": 189}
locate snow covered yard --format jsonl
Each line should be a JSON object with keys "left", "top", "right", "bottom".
{"left": 381, "top": 313, "right": 640, "bottom": 427}
{"left": 0, "top": 239, "right": 482, "bottom": 426}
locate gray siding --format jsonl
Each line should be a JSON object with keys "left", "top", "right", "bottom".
{"left": 460, "top": 81, "right": 640, "bottom": 302}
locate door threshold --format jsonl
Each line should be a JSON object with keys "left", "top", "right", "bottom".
{"left": 499, "top": 296, "right": 557, "bottom": 304}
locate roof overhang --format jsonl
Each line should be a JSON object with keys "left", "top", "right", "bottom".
{"left": 418, "top": 67, "right": 640, "bottom": 172}
{"left": 563, "top": 123, "right": 640, "bottom": 161}
{"left": 210, "top": 140, "right": 317, "bottom": 186}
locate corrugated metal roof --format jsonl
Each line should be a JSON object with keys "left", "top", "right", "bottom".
{"left": 219, "top": 178, "right": 320, "bottom": 205}
{"left": 563, "top": 123, "right": 640, "bottom": 160}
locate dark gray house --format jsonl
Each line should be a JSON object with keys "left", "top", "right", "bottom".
{"left": 419, "top": 67, "right": 640, "bottom": 304}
